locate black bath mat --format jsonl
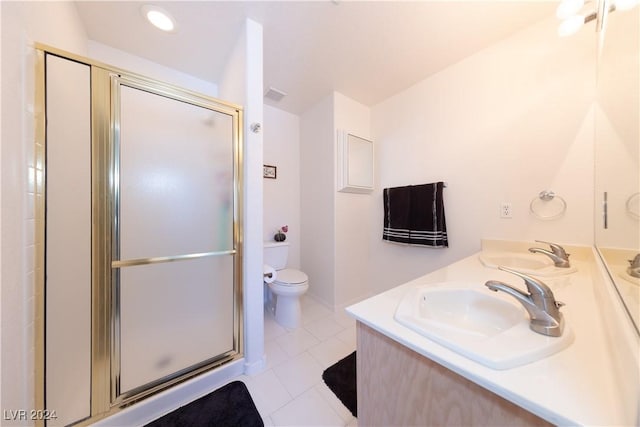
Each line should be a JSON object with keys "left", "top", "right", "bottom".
{"left": 145, "top": 380, "right": 263, "bottom": 427}
{"left": 322, "top": 351, "right": 357, "bottom": 417}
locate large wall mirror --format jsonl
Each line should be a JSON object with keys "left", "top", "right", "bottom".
{"left": 594, "top": 7, "right": 640, "bottom": 335}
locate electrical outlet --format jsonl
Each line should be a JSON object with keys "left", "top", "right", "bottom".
{"left": 501, "top": 202, "right": 512, "bottom": 218}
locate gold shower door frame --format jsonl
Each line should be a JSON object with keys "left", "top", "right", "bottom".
{"left": 35, "top": 46, "right": 244, "bottom": 425}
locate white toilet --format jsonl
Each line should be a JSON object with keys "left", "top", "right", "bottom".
{"left": 264, "top": 241, "right": 309, "bottom": 329}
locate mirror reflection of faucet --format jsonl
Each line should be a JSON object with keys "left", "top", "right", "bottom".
{"left": 529, "top": 240, "right": 571, "bottom": 268}
{"left": 485, "top": 266, "right": 566, "bottom": 337}
{"left": 627, "top": 254, "right": 640, "bottom": 279}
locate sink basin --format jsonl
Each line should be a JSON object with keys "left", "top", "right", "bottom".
{"left": 479, "top": 252, "right": 577, "bottom": 276}
{"left": 412, "top": 287, "right": 523, "bottom": 337}
{"left": 394, "top": 283, "right": 574, "bottom": 369}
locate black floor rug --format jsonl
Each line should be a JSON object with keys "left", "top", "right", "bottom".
{"left": 145, "top": 380, "right": 263, "bottom": 427}
{"left": 322, "top": 351, "right": 357, "bottom": 417}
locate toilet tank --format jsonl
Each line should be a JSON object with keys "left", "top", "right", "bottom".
{"left": 264, "top": 241, "right": 289, "bottom": 270}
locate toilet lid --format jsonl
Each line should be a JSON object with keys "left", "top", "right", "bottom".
{"left": 274, "top": 268, "right": 308, "bottom": 285}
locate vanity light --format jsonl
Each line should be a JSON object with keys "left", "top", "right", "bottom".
{"left": 141, "top": 5, "right": 176, "bottom": 32}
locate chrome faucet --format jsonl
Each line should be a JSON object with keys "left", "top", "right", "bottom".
{"left": 628, "top": 254, "right": 640, "bottom": 279}
{"left": 485, "top": 266, "right": 566, "bottom": 337}
{"left": 528, "top": 240, "right": 571, "bottom": 268}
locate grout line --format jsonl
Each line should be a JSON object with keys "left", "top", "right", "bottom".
{"left": 256, "top": 304, "right": 357, "bottom": 426}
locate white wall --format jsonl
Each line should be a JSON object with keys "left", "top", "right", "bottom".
{"left": 367, "top": 14, "right": 596, "bottom": 295}
{"left": 299, "top": 12, "right": 597, "bottom": 306}
{"left": 299, "top": 16, "right": 597, "bottom": 308}
{"left": 263, "top": 105, "right": 301, "bottom": 269}
{"left": 300, "top": 94, "right": 335, "bottom": 307}
{"left": 88, "top": 41, "right": 218, "bottom": 97}
{"left": 299, "top": 92, "right": 373, "bottom": 310}
{"left": 1, "top": 1, "right": 89, "bottom": 421}
{"left": 334, "top": 93, "right": 372, "bottom": 307}
{"left": 219, "top": 19, "right": 265, "bottom": 375}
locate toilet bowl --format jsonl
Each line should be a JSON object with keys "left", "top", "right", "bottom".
{"left": 264, "top": 242, "right": 309, "bottom": 329}
{"left": 268, "top": 269, "right": 309, "bottom": 329}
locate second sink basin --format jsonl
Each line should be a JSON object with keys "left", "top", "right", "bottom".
{"left": 479, "top": 252, "right": 577, "bottom": 276}
{"left": 394, "top": 282, "right": 574, "bottom": 369}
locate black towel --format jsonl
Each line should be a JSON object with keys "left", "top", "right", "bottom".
{"left": 383, "top": 182, "right": 448, "bottom": 247}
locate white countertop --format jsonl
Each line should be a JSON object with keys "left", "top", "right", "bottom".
{"left": 346, "top": 240, "right": 639, "bottom": 426}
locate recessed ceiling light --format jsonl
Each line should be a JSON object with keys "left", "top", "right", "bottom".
{"left": 141, "top": 5, "right": 177, "bottom": 32}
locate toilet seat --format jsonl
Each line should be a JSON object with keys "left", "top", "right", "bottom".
{"left": 274, "top": 268, "right": 308, "bottom": 286}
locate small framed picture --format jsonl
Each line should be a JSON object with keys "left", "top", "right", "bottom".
{"left": 263, "top": 164, "right": 277, "bottom": 179}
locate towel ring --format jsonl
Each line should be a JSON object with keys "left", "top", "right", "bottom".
{"left": 530, "top": 190, "right": 567, "bottom": 220}
{"left": 627, "top": 192, "right": 640, "bottom": 220}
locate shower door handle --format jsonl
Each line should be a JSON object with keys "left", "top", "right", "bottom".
{"left": 112, "top": 249, "right": 236, "bottom": 268}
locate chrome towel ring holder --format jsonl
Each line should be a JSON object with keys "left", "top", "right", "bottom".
{"left": 530, "top": 190, "right": 567, "bottom": 220}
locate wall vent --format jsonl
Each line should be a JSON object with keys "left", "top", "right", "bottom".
{"left": 264, "top": 87, "right": 287, "bottom": 102}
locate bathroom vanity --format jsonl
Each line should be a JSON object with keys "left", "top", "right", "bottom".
{"left": 346, "top": 240, "right": 639, "bottom": 426}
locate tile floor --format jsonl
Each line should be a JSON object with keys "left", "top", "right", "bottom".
{"left": 234, "top": 295, "right": 358, "bottom": 426}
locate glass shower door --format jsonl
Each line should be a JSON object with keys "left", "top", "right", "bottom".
{"left": 111, "top": 79, "right": 241, "bottom": 400}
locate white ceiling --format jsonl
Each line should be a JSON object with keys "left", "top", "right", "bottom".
{"left": 75, "top": 1, "right": 557, "bottom": 115}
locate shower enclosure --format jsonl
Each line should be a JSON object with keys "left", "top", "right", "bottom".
{"left": 36, "top": 47, "right": 243, "bottom": 426}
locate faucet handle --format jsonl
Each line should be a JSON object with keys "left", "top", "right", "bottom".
{"left": 534, "top": 240, "right": 570, "bottom": 259}
{"left": 489, "top": 267, "right": 565, "bottom": 337}
{"left": 498, "top": 266, "right": 554, "bottom": 297}
{"left": 627, "top": 254, "right": 640, "bottom": 278}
